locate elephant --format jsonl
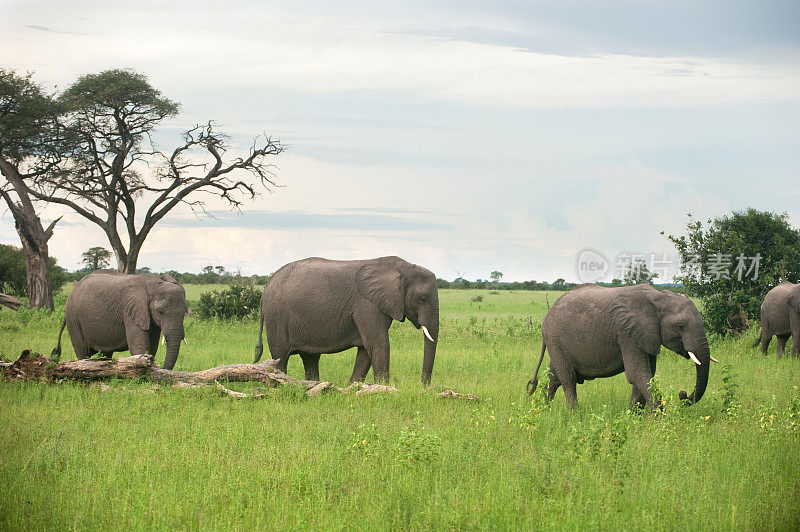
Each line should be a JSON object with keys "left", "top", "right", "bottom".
{"left": 754, "top": 281, "right": 800, "bottom": 358}
{"left": 253, "top": 256, "right": 439, "bottom": 384}
{"left": 52, "top": 271, "right": 188, "bottom": 370}
{"left": 527, "top": 283, "right": 718, "bottom": 409}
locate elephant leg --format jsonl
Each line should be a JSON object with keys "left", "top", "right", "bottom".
{"left": 300, "top": 353, "right": 321, "bottom": 381}
{"left": 369, "top": 337, "right": 391, "bottom": 383}
{"left": 628, "top": 355, "right": 656, "bottom": 410}
{"left": 125, "top": 326, "right": 151, "bottom": 357}
{"left": 776, "top": 335, "right": 789, "bottom": 359}
{"left": 790, "top": 313, "right": 800, "bottom": 359}
{"left": 544, "top": 366, "right": 561, "bottom": 403}
{"left": 354, "top": 308, "right": 392, "bottom": 383}
{"left": 274, "top": 355, "right": 289, "bottom": 374}
{"left": 68, "top": 321, "right": 91, "bottom": 360}
{"left": 547, "top": 346, "right": 577, "bottom": 408}
{"left": 760, "top": 327, "right": 772, "bottom": 356}
{"left": 629, "top": 388, "right": 647, "bottom": 410}
{"left": 266, "top": 333, "right": 291, "bottom": 374}
{"left": 620, "top": 340, "right": 655, "bottom": 410}
{"left": 71, "top": 338, "right": 90, "bottom": 360}
{"left": 350, "top": 346, "right": 371, "bottom": 383}
{"left": 148, "top": 327, "right": 161, "bottom": 358}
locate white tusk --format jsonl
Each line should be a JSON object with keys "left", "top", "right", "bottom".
{"left": 161, "top": 335, "right": 165, "bottom": 346}
{"left": 710, "top": 355, "right": 719, "bottom": 363}
{"left": 688, "top": 351, "right": 701, "bottom": 365}
{"left": 422, "top": 325, "right": 435, "bottom": 342}
{"left": 182, "top": 338, "right": 188, "bottom": 345}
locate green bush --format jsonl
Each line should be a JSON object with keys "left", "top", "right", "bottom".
{"left": 195, "top": 283, "right": 261, "bottom": 320}
{"left": 667, "top": 209, "right": 800, "bottom": 335}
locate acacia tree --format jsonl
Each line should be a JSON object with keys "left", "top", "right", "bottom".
{"left": 81, "top": 246, "right": 112, "bottom": 270}
{"left": 28, "top": 69, "right": 285, "bottom": 273}
{"left": 622, "top": 258, "right": 658, "bottom": 285}
{"left": 0, "top": 70, "right": 64, "bottom": 309}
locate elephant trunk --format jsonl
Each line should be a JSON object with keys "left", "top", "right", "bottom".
{"left": 679, "top": 336, "right": 711, "bottom": 404}
{"left": 421, "top": 313, "right": 439, "bottom": 386}
{"left": 161, "top": 324, "right": 185, "bottom": 371}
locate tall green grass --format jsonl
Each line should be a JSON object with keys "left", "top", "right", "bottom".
{"left": 1, "top": 288, "right": 798, "bottom": 529}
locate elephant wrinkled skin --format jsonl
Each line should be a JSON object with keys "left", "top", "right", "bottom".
{"left": 52, "top": 271, "right": 188, "bottom": 370}
{"left": 528, "top": 283, "right": 716, "bottom": 409}
{"left": 253, "top": 256, "right": 439, "bottom": 384}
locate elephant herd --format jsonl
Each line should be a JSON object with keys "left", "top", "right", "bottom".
{"left": 51, "top": 257, "right": 800, "bottom": 409}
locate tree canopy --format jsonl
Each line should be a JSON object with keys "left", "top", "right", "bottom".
{"left": 81, "top": 247, "right": 112, "bottom": 271}
{"left": 666, "top": 209, "right": 800, "bottom": 334}
{"left": 622, "top": 258, "right": 658, "bottom": 285}
{"left": 18, "top": 68, "right": 285, "bottom": 273}
{"left": 0, "top": 69, "right": 65, "bottom": 309}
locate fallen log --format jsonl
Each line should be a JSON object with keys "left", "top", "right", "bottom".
{"left": 0, "top": 293, "right": 23, "bottom": 311}
{"left": 2, "top": 350, "right": 294, "bottom": 387}
{"left": 0, "top": 350, "right": 474, "bottom": 400}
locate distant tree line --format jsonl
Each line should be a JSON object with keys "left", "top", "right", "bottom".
{"left": 66, "top": 255, "right": 272, "bottom": 286}
{"left": 163, "top": 266, "right": 270, "bottom": 286}
{"left": 437, "top": 277, "right": 578, "bottom": 291}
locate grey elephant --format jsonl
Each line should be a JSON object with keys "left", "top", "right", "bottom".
{"left": 527, "top": 284, "right": 718, "bottom": 409}
{"left": 253, "top": 256, "right": 439, "bottom": 384}
{"left": 52, "top": 271, "right": 188, "bottom": 370}
{"left": 755, "top": 281, "right": 800, "bottom": 358}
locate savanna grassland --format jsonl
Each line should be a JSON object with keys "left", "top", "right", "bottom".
{"left": 1, "top": 287, "right": 798, "bottom": 530}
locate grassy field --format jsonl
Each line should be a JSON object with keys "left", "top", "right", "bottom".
{"left": 1, "top": 287, "right": 798, "bottom": 530}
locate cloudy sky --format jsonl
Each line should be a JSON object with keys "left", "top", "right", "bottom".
{"left": 2, "top": 0, "right": 799, "bottom": 282}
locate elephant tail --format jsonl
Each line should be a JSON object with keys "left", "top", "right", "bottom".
{"left": 253, "top": 314, "right": 265, "bottom": 363}
{"left": 527, "top": 341, "right": 547, "bottom": 395}
{"left": 51, "top": 318, "right": 67, "bottom": 361}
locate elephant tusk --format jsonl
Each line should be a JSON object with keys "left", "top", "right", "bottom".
{"left": 422, "top": 325, "right": 435, "bottom": 343}
{"left": 710, "top": 355, "right": 719, "bottom": 363}
{"left": 688, "top": 351, "right": 701, "bottom": 365}
{"left": 161, "top": 335, "right": 165, "bottom": 346}
{"left": 182, "top": 338, "right": 188, "bottom": 345}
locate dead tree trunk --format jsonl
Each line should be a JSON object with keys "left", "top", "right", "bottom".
{"left": 0, "top": 161, "right": 60, "bottom": 310}
{"left": 0, "top": 351, "right": 399, "bottom": 397}
{"left": 0, "top": 350, "right": 478, "bottom": 400}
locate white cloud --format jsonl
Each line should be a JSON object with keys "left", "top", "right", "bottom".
{"left": 1, "top": 2, "right": 796, "bottom": 283}
{"left": 2, "top": 3, "right": 798, "bottom": 110}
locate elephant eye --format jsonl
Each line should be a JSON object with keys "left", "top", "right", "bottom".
{"left": 678, "top": 323, "right": 685, "bottom": 331}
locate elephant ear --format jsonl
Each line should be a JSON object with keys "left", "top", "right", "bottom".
{"left": 122, "top": 278, "right": 150, "bottom": 330}
{"left": 788, "top": 287, "right": 800, "bottom": 314}
{"left": 609, "top": 288, "right": 662, "bottom": 355}
{"left": 356, "top": 258, "right": 405, "bottom": 321}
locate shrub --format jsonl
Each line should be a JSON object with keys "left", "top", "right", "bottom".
{"left": 394, "top": 421, "right": 441, "bottom": 463}
{"left": 720, "top": 364, "right": 740, "bottom": 419}
{"left": 196, "top": 283, "right": 261, "bottom": 320}
{"left": 666, "top": 209, "right": 800, "bottom": 335}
